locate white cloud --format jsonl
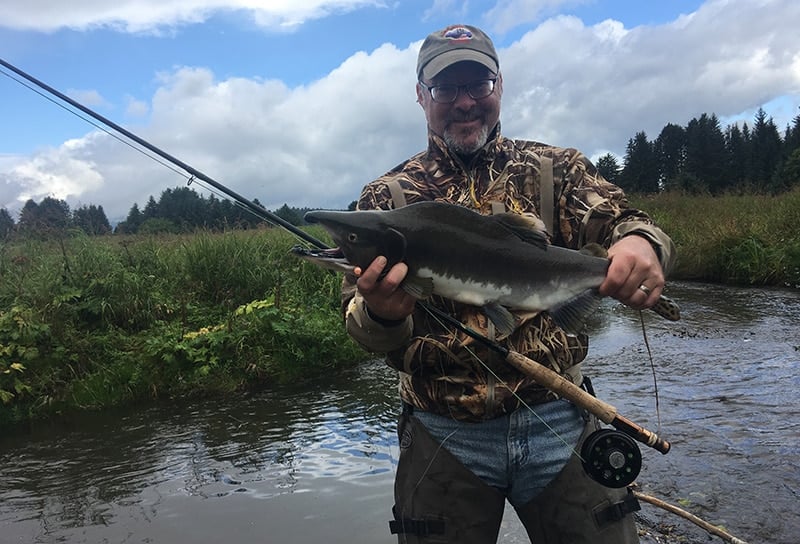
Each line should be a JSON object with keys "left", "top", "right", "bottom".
{"left": 483, "top": 0, "right": 588, "bottom": 34}
{"left": 66, "top": 89, "right": 109, "bottom": 108}
{"left": 1, "top": 41, "right": 423, "bottom": 221}
{"left": 1, "top": 0, "right": 799, "bottom": 224}
{"left": 0, "top": 0, "right": 386, "bottom": 33}
{"left": 3, "top": 137, "right": 105, "bottom": 208}
{"left": 125, "top": 97, "right": 150, "bottom": 118}
{"left": 499, "top": 0, "right": 800, "bottom": 151}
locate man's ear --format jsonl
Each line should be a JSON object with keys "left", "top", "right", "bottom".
{"left": 415, "top": 82, "right": 425, "bottom": 106}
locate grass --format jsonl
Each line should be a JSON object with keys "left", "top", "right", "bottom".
{"left": 630, "top": 186, "right": 800, "bottom": 287}
{"left": 2, "top": 188, "right": 799, "bottom": 428}
{"left": 0, "top": 225, "right": 365, "bottom": 428}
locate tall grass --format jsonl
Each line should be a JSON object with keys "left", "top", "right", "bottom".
{"left": 0, "top": 226, "right": 364, "bottom": 427}
{"left": 630, "top": 186, "right": 800, "bottom": 287}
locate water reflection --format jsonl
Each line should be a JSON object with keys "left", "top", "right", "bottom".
{"left": 1, "top": 282, "right": 798, "bottom": 544}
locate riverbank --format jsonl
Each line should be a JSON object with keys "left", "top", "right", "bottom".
{"left": 629, "top": 187, "right": 800, "bottom": 287}
{"left": 0, "top": 226, "right": 366, "bottom": 427}
{"left": 1, "top": 189, "right": 799, "bottom": 427}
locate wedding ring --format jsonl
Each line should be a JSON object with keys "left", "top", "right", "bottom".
{"left": 638, "top": 284, "right": 652, "bottom": 295}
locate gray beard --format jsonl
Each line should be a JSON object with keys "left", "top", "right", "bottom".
{"left": 443, "top": 124, "right": 490, "bottom": 157}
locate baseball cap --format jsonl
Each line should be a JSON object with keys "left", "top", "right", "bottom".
{"left": 416, "top": 25, "right": 499, "bottom": 80}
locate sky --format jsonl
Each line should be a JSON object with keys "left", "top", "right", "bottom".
{"left": 0, "top": 0, "right": 798, "bottom": 223}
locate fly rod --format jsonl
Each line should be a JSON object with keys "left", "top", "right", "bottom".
{"left": 0, "top": 56, "right": 329, "bottom": 250}
{"left": 421, "top": 302, "right": 671, "bottom": 455}
{"left": 503, "top": 349, "right": 670, "bottom": 453}
{"left": 2, "top": 56, "right": 668, "bottom": 458}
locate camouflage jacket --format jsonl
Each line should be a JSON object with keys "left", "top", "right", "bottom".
{"left": 342, "top": 126, "right": 675, "bottom": 422}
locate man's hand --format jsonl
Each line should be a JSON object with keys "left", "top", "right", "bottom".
{"left": 599, "top": 235, "right": 665, "bottom": 310}
{"left": 356, "top": 256, "right": 417, "bottom": 322}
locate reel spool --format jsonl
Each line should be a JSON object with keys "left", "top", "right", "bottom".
{"left": 581, "top": 429, "right": 642, "bottom": 488}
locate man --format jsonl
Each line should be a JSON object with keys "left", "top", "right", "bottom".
{"left": 342, "top": 24, "right": 675, "bottom": 543}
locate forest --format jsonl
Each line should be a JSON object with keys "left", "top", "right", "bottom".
{"left": 2, "top": 107, "right": 799, "bottom": 238}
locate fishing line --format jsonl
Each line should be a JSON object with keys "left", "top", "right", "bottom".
{"left": 1, "top": 65, "right": 299, "bottom": 233}
{"left": 638, "top": 310, "right": 662, "bottom": 432}
{"left": 0, "top": 66, "right": 189, "bottom": 180}
{"left": 406, "top": 428, "right": 459, "bottom": 501}
{"left": 417, "top": 301, "right": 584, "bottom": 459}
{"left": 0, "top": 56, "right": 329, "bottom": 249}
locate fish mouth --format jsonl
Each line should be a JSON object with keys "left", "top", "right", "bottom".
{"left": 290, "top": 245, "right": 355, "bottom": 273}
{"left": 291, "top": 245, "right": 343, "bottom": 257}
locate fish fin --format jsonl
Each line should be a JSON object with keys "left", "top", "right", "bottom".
{"left": 548, "top": 289, "right": 603, "bottom": 334}
{"left": 402, "top": 276, "right": 434, "bottom": 299}
{"left": 483, "top": 302, "right": 517, "bottom": 336}
{"left": 490, "top": 214, "right": 549, "bottom": 249}
{"left": 579, "top": 243, "right": 608, "bottom": 258}
{"left": 650, "top": 295, "right": 681, "bottom": 321}
{"left": 383, "top": 228, "right": 407, "bottom": 268}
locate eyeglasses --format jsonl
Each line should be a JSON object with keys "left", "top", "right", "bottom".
{"left": 419, "top": 78, "right": 497, "bottom": 104}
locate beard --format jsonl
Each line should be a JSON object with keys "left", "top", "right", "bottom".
{"left": 443, "top": 124, "right": 490, "bottom": 156}
{"left": 442, "top": 111, "right": 491, "bottom": 156}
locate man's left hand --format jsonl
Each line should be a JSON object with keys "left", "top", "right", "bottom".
{"left": 599, "top": 235, "right": 664, "bottom": 310}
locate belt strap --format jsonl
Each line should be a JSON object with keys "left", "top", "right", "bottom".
{"left": 594, "top": 488, "right": 641, "bottom": 527}
{"left": 386, "top": 179, "right": 407, "bottom": 209}
{"left": 390, "top": 505, "right": 445, "bottom": 536}
{"left": 539, "top": 155, "right": 554, "bottom": 235}
{"left": 389, "top": 517, "right": 446, "bottom": 536}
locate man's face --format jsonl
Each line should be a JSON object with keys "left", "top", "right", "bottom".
{"left": 417, "top": 61, "right": 502, "bottom": 156}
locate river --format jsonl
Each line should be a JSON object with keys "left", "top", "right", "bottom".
{"left": 1, "top": 281, "right": 798, "bottom": 544}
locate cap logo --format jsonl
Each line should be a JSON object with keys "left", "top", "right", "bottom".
{"left": 442, "top": 26, "right": 473, "bottom": 41}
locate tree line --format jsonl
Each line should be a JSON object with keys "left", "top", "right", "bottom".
{"left": 0, "top": 186, "right": 318, "bottom": 239}
{"left": 2, "top": 107, "right": 799, "bottom": 239}
{"left": 599, "top": 107, "right": 800, "bottom": 194}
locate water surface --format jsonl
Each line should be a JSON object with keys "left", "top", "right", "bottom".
{"left": 1, "top": 281, "right": 797, "bottom": 543}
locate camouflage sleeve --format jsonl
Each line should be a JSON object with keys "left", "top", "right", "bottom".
{"left": 343, "top": 289, "right": 414, "bottom": 353}
{"left": 553, "top": 148, "right": 676, "bottom": 273}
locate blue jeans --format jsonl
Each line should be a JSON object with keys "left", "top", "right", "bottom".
{"left": 413, "top": 400, "right": 584, "bottom": 508}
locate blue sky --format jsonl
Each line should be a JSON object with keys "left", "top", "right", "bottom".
{"left": 1, "top": 0, "right": 798, "bottom": 222}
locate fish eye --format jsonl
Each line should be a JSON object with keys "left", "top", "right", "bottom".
{"left": 348, "top": 232, "right": 358, "bottom": 243}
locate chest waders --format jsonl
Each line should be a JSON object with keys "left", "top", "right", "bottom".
{"left": 391, "top": 408, "right": 640, "bottom": 543}
{"left": 385, "top": 173, "right": 641, "bottom": 543}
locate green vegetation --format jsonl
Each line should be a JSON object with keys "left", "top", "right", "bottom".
{"left": 630, "top": 187, "right": 800, "bottom": 287}
{"left": 2, "top": 106, "right": 799, "bottom": 428}
{"left": 2, "top": 188, "right": 798, "bottom": 429}
{"left": 0, "top": 227, "right": 365, "bottom": 428}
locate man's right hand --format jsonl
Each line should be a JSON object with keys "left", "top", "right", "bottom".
{"left": 356, "top": 256, "right": 416, "bottom": 322}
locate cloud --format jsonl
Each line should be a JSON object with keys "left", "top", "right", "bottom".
{"left": 125, "top": 97, "right": 150, "bottom": 118}
{"left": 498, "top": 0, "right": 800, "bottom": 153}
{"left": 2, "top": 42, "right": 424, "bottom": 221}
{"left": 482, "top": 0, "right": 588, "bottom": 34}
{"left": 0, "top": 0, "right": 386, "bottom": 33}
{"left": 1, "top": 0, "right": 799, "bottom": 224}
{"left": 3, "top": 137, "right": 105, "bottom": 207}
{"left": 66, "top": 88, "right": 109, "bottom": 108}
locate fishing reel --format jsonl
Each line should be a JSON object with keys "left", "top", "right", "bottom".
{"left": 581, "top": 429, "right": 642, "bottom": 488}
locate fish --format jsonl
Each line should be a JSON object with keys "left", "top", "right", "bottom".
{"left": 294, "top": 201, "right": 680, "bottom": 334}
